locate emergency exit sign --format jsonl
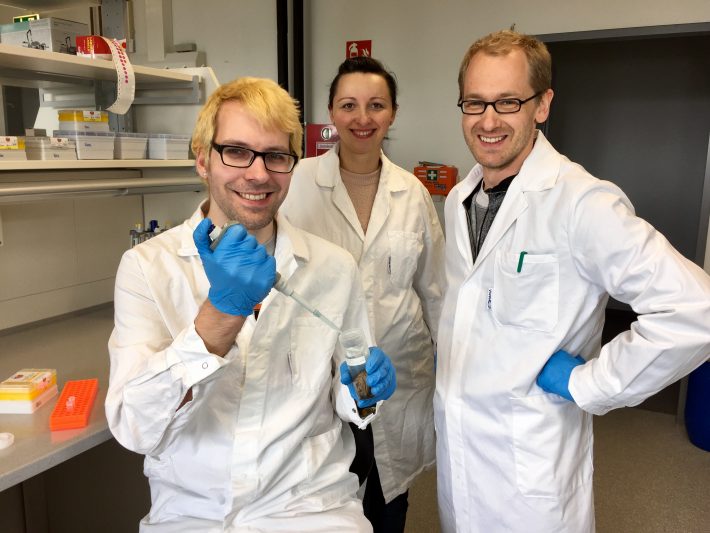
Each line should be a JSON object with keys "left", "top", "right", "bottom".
{"left": 13, "top": 14, "right": 39, "bottom": 22}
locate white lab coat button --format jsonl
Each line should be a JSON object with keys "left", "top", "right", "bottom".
{"left": 202, "top": 362, "right": 208, "bottom": 369}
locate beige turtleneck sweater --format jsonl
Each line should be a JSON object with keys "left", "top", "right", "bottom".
{"left": 340, "top": 166, "right": 381, "bottom": 233}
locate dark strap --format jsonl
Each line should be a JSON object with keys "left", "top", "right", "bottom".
{"left": 348, "top": 422, "right": 375, "bottom": 486}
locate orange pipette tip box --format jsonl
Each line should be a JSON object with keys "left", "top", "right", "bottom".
{"left": 49, "top": 379, "right": 98, "bottom": 431}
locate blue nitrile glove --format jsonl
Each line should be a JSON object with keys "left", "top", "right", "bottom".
{"left": 339, "top": 347, "right": 397, "bottom": 409}
{"left": 536, "top": 350, "right": 585, "bottom": 402}
{"left": 193, "top": 217, "right": 276, "bottom": 316}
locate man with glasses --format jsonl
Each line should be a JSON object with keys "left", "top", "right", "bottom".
{"left": 435, "top": 30, "right": 710, "bottom": 532}
{"left": 106, "top": 77, "right": 396, "bottom": 532}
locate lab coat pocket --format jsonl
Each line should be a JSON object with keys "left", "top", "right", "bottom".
{"left": 298, "top": 424, "right": 345, "bottom": 507}
{"left": 493, "top": 251, "right": 559, "bottom": 332}
{"left": 302, "top": 424, "right": 342, "bottom": 479}
{"left": 510, "top": 394, "right": 593, "bottom": 499}
{"left": 290, "top": 317, "right": 338, "bottom": 392}
{"left": 388, "top": 230, "right": 423, "bottom": 289}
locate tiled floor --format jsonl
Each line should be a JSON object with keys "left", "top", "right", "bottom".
{"left": 405, "top": 407, "right": 710, "bottom": 532}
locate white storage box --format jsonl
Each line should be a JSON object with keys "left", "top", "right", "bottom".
{"left": 149, "top": 134, "right": 191, "bottom": 160}
{"left": 1, "top": 18, "right": 89, "bottom": 53}
{"left": 58, "top": 109, "right": 110, "bottom": 132}
{"left": 54, "top": 130, "right": 115, "bottom": 160}
{"left": 0, "top": 369, "right": 58, "bottom": 414}
{"left": 0, "top": 136, "right": 27, "bottom": 161}
{"left": 25, "top": 136, "right": 77, "bottom": 161}
{"left": 115, "top": 132, "right": 148, "bottom": 159}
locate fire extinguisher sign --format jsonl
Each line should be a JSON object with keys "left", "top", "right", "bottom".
{"left": 346, "top": 40, "right": 372, "bottom": 59}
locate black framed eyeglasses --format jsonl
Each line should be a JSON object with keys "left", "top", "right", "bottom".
{"left": 457, "top": 91, "right": 544, "bottom": 115}
{"left": 211, "top": 142, "right": 298, "bottom": 173}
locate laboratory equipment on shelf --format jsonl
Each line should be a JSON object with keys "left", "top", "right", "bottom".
{"left": 130, "top": 220, "right": 164, "bottom": 247}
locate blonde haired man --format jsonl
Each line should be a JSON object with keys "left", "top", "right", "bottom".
{"left": 107, "top": 77, "right": 395, "bottom": 532}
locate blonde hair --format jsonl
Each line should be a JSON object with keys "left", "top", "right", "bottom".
{"left": 458, "top": 30, "right": 551, "bottom": 100}
{"left": 191, "top": 77, "right": 303, "bottom": 160}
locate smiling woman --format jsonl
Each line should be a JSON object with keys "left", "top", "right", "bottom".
{"left": 281, "top": 56, "right": 446, "bottom": 533}
{"left": 328, "top": 71, "right": 396, "bottom": 175}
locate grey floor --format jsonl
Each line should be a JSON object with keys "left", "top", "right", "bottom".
{"left": 405, "top": 407, "right": 710, "bottom": 532}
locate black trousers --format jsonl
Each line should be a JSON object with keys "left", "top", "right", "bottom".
{"left": 348, "top": 423, "right": 409, "bottom": 533}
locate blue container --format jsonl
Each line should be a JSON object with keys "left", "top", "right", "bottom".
{"left": 685, "top": 361, "right": 710, "bottom": 452}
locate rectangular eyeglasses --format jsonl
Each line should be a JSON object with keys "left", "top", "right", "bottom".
{"left": 211, "top": 142, "right": 298, "bottom": 173}
{"left": 457, "top": 91, "right": 544, "bottom": 115}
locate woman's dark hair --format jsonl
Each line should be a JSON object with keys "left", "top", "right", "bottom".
{"left": 328, "top": 56, "right": 398, "bottom": 110}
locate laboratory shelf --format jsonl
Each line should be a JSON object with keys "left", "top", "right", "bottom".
{"left": 0, "top": 43, "right": 197, "bottom": 87}
{"left": 0, "top": 159, "right": 195, "bottom": 171}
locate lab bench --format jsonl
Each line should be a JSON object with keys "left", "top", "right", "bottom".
{"left": 0, "top": 304, "right": 149, "bottom": 532}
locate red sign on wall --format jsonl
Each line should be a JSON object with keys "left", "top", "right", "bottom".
{"left": 346, "top": 40, "right": 372, "bottom": 59}
{"left": 305, "top": 123, "right": 340, "bottom": 158}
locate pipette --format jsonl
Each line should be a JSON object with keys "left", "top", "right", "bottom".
{"left": 274, "top": 273, "right": 341, "bottom": 332}
{"left": 208, "top": 222, "right": 341, "bottom": 332}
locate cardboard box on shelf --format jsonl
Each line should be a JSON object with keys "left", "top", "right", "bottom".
{"left": 25, "top": 136, "right": 77, "bottom": 161}
{"left": 114, "top": 132, "right": 148, "bottom": 159}
{"left": 58, "top": 109, "right": 110, "bottom": 132}
{"left": 0, "top": 18, "right": 89, "bottom": 53}
{"left": 54, "top": 130, "right": 115, "bottom": 160}
{"left": 76, "top": 35, "right": 127, "bottom": 60}
{"left": 148, "top": 134, "right": 191, "bottom": 160}
{"left": 0, "top": 136, "right": 27, "bottom": 161}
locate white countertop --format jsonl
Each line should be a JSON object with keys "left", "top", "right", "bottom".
{"left": 0, "top": 305, "right": 115, "bottom": 492}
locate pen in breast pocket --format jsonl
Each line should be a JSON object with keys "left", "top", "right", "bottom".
{"left": 387, "top": 256, "right": 391, "bottom": 274}
{"left": 517, "top": 251, "right": 527, "bottom": 273}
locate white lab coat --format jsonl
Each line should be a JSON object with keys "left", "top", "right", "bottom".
{"left": 106, "top": 206, "right": 376, "bottom": 532}
{"left": 435, "top": 132, "right": 710, "bottom": 533}
{"left": 281, "top": 145, "right": 445, "bottom": 502}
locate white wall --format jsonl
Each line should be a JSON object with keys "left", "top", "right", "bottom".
{"left": 306, "top": 0, "right": 710, "bottom": 175}
{"left": 171, "top": 0, "right": 278, "bottom": 85}
{"left": 0, "top": 195, "right": 142, "bottom": 330}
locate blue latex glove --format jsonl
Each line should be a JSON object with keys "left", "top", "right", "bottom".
{"left": 340, "top": 347, "right": 397, "bottom": 408}
{"left": 536, "top": 350, "right": 585, "bottom": 402}
{"left": 193, "top": 217, "right": 276, "bottom": 316}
